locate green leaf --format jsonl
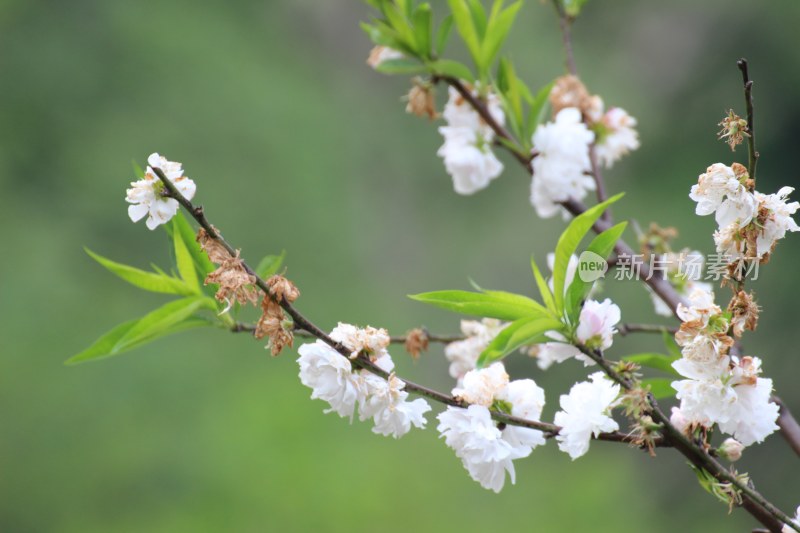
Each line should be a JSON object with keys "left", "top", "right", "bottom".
{"left": 173, "top": 221, "right": 201, "bottom": 293}
{"left": 525, "top": 81, "right": 554, "bottom": 139}
{"left": 412, "top": 3, "right": 433, "bottom": 59}
{"left": 167, "top": 212, "right": 215, "bottom": 277}
{"left": 448, "top": 0, "right": 482, "bottom": 67}
{"left": 435, "top": 14, "right": 454, "bottom": 56}
{"left": 382, "top": 3, "right": 418, "bottom": 51}
{"left": 66, "top": 316, "right": 212, "bottom": 365}
{"left": 552, "top": 193, "right": 624, "bottom": 315}
{"left": 481, "top": 289, "right": 551, "bottom": 316}
{"left": 429, "top": 59, "right": 475, "bottom": 82}
{"left": 256, "top": 250, "right": 286, "bottom": 279}
{"left": 477, "top": 316, "right": 564, "bottom": 367}
{"left": 623, "top": 353, "right": 680, "bottom": 376}
{"left": 531, "top": 256, "right": 557, "bottom": 315}
{"left": 641, "top": 377, "right": 676, "bottom": 400}
{"left": 113, "top": 297, "right": 215, "bottom": 354}
{"left": 409, "top": 290, "right": 548, "bottom": 321}
{"left": 466, "top": 0, "right": 488, "bottom": 40}
{"left": 375, "top": 57, "right": 427, "bottom": 74}
{"left": 480, "top": 1, "right": 522, "bottom": 69}
{"left": 564, "top": 221, "right": 627, "bottom": 321}
{"left": 86, "top": 248, "right": 195, "bottom": 296}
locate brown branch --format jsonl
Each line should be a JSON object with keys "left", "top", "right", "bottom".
{"left": 574, "top": 344, "right": 797, "bottom": 533}
{"left": 150, "top": 166, "right": 663, "bottom": 449}
{"left": 552, "top": 0, "right": 578, "bottom": 76}
{"left": 737, "top": 59, "right": 759, "bottom": 181}
{"left": 617, "top": 323, "right": 678, "bottom": 337}
{"left": 773, "top": 395, "right": 800, "bottom": 457}
{"left": 233, "top": 322, "right": 466, "bottom": 345}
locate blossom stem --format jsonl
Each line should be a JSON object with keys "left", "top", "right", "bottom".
{"left": 150, "top": 166, "right": 657, "bottom": 448}
{"left": 575, "top": 343, "right": 797, "bottom": 533}
{"left": 737, "top": 59, "right": 759, "bottom": 182}
{"left": 617, "top": 323, "right": 678, "bottom": 337}
{"left": 551, "top": 0, "right": 578, "bottom": 76}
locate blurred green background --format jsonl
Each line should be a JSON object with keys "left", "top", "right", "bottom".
{"left": 2, "top": 0, "right": 799, "bottom": 531}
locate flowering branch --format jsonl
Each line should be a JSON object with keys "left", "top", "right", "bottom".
{"left": 737, "top": 58, "right": 759, "bottom": 181}
{"left": 574, "top": 343, "right": 798, "bottom": 533}
{"left": 616, "top": 323, "right": 677, "bottom": 337}
{"left": 150, "top": 166, "right": 660, "bottom": 448}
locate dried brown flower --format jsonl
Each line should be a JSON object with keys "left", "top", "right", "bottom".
{"left": 196, "top": 227, "right": 230, "bottom": 264}
{"left": 266, "top": 275, "right": 300, "bottom": 303}
{"left": 549, "top": 75, "right": 593, "bottom": 118}
{"left": 255, "top": 295, "right": 294, "bottom": 356}
{"left": 728, "top": 291, "right": 759, "bottom": 337}
{"left": 404, "top": 328, "right": 429, "bottom": 361}
{"left": 717, "top": 109, "right": 750, "bottom": 151}
{"left": 405, "top": 81, "right": 438, "bottom": 120}
{"left": 204, "top": 254, "right": 258, "bottom": 311}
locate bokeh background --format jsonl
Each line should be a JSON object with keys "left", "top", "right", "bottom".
{"left": 2, "top": 0, "right": 799, "bottom": 531}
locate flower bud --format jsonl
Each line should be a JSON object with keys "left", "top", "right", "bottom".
{"left": 718, "top": 438, "right": 745, "bottom": 462}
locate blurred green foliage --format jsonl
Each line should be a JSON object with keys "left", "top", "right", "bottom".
{"left": 1, "top": 0, "right": 799, "bottom": 531}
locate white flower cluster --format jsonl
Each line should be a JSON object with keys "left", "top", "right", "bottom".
{"left": 126, "top": 153, "right": 196, "bottom": 230}
{"left": 297, "top": 323, "right": 431, "bottom": 438}
{"left": 590, "top": 103, "right": 640, "bottom": 169}
{"left": 530, "top": 108, "right": 595, "bottom": 218}
{"left": 670, "top": 290, "right": 779, "bottom": 446}
{"left": 690, "top": 163, "right": 799, "bottom": 262}
{"left": 437, "top": 85, "right": 505, "bottom": 195}
{"left": 444, "top": 318, "right": 507, "bottom": 382}
{"left": 437, "top": 363, "right": 546, "bottom": 492}
{"left": 534, "top": 298, "right": 621, "bottom": 370}
{"left": 554, "top": 372, "right": 620, "bottom": 459}
{"left": 531, "top": 97, "right": 638, "bottom": 218}
{"left": 647, "top": 250, "right": 714, "bottom": 317}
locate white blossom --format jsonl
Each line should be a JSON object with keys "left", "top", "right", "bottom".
{"left": 297, "top": 341, "right": 360, "bottom": 419}
{"left": 754, "top": 186, "right": 800, "bottom": 258}
{"left": 594, "top": 106, "right": 640, "bottom": 168}
{"left": 437, "top": 86, "right": 505, "bottom": 195}
{"left": 554, "top": 372, "right": 620, "bottom": 459}
{"left": 126, "top": 153, "right": 196, "bottom": 230}
{"left": 530, "top": 107, "right": 595, "bottom": 218}
{"left": 298, "top": 324, "right": 430, "bottom": 438}
{"left": 647, "top": 251, "right": 714, "bottom": 317}
{"left": 689, "top": 163, "right": 756, "bottom": 229}
{"left": 718, "top": 437, "right": 744, "bottom": 462}
{"left": 330, "top": 322, "right": 391, "bottom": 361}
{"left": 438, "top": 369, "right": 546, "bottom": 492}
{"left": 453, "top": 363, "right": 510, "bottom": 407}
{"left": 444, "top": 318, "right": 506, "bottom": 381}
{"left": 358, "top": 374, "right": 431, "bottom": 438}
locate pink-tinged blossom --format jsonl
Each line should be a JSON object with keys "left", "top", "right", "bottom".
{"left": 689, "top": 163, "right": 756, "bottom": 228}
{"left": 594, "top": 106, "right": 640, "bottom": 168}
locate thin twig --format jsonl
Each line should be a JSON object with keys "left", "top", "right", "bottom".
{"left": 233, "top": 322, "right": 466, "bottom": 344}
{"left": 737, "top": 59, "right": 759, "bottom": 181}
{"left": 617, "top": 323, "right": 678, "bottom": 337}
{"left": 552, "top": 0, "right": 578, "bottom": 76}
{"left": 574, "top": 344, "right": 797, "bottom": 533}
{"left": 150, "top": 166, "right": 660, "bottom": 448}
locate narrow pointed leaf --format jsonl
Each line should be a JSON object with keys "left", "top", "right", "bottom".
{"left": 66, "top": 317, "right": 212, "bottom": 365}
{"left": 86, "top": 248, "right": 195, "bottom": 296}
{"left": 553, "top": 193, "right": 624, "bottom": 315}
{"left": 531, "top": 256, "right": 557, "bottom": 314}
{"left": 430, "top": 59, "right": 475, "bottom": 82}
{"left": 375, "top": 57, "right": 427, "bottom": 74}
{"left": 448, "top": 0, "right": 481, "bottom": 63}
{"left": 167, "top": 212, "right": 215, "bottom": 277}
{"left": 564, "top": 221, "right": 627, "bottom": 320}
{"left": 435, "top": 14, "right": 454, "bottom": 56}
{"left": 480, "top": 1, "right": 522, "bottom": 68}
{"left": 113, "top": 297, "right": 215, "bottom": 354}
{"left": 173, "top": 223, "right": 200, "bottom": 293}
{"left": 409, "top": 290, "right": 548, "bottom": 321}
{"left": 256, "top": 250, "right": 286, "bottom": 280}
{"left": 477, "top": 316, "right": 564, "bottom": 367}
{"left": 412, "top": 3, "right": 433, "bottom": 59}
